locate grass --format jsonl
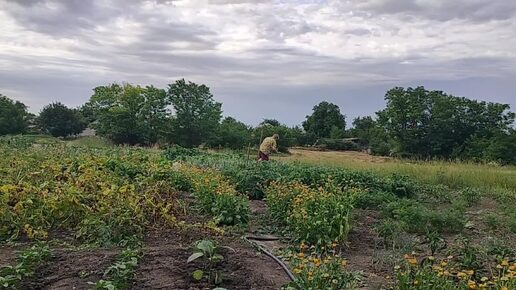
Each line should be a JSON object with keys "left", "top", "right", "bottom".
{"left": 276, "top": 149, "right": 516, "bottom": 196}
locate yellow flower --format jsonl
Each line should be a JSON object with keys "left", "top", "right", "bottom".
{"left": 407, "top": 257, "right": 418, "bottom": 265}
{"left": 441, "top": 261, "right": 448, "bottom": 267}
{"left": 457, "top": 272, "right": 467, "bottom": 279}
{"left": 501, "top": 287, "right": 508, "bottom": 290}
{"left": 298, "top": 252, "right": 305, "bottom": 258}
{"left": 468, "top": 280, "right": 477, "bottom": 289}
{"left": 465, "top": 270, "right": 475, "bottom": 276}
{"left": 501, "top": 259, "right": 509, "bottom": 266}
{"left": 428, "top": 256, "right": 435, "bottom": 261}
{"left": 341, "top": 260, "right": 348, "bottom": 267}
{"left": 293, "top": 268, "right": 302, "bottom": 274}
{"left": 413, "top": 280, "right": 419, "bottom": 285}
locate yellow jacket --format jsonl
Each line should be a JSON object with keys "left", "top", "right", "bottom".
{"left": 260, "top": 137, "right": 278, "bottom": 154}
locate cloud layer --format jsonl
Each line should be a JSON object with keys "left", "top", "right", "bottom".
{"left": 1, "top": 0, "right": 515, "bottom": 125}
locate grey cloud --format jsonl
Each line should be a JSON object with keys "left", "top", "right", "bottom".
{"left": 0, "top": 0, "right": 515, "bottom": 126}
{"left": 353, "top": 0, "right": 516, "bottom": 21}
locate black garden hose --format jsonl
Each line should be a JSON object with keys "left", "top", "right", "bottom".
{"left": 243, "top": 235, "right": 295, "bottom": 281}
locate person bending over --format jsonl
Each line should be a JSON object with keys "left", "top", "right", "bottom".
{"left": 258, "top": 134, "right": 279, "bottom": 161}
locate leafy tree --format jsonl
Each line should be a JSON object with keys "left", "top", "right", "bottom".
{"left": 210, "top": 117, "right": 252, "bottom": 149}
{"left": 167, "top": 79, "right": 222, "bottom": 147}
{"left": 329, "top": 125, "right": 344, "bottom": 139}
{"left": 87, "top": 83, "right": 170, "bottom": 144}
{"left": 303, "top": 101, "right": 346, "bottom": 138}
{"left": 351, "top": 116, "right": 376, "bottom": 143}
{"left": 376, "top": 86, "right": 515, "bottom": 159}
{"left": 260, "top": 119, "right": 281, "bottom": 127}
{"left": 38, "top": 102, "right": 86, "bottom": 137}
{"left": 0, "top": 94, "right": 29, "bottom": 136}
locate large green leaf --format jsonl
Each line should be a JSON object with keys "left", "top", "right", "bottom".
{"left": 187, "top": 252, "right": 204, "bottom": 263}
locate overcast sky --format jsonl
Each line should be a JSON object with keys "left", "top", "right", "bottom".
{"left": 1, "top": 0, "right": 515, "bottom": 126}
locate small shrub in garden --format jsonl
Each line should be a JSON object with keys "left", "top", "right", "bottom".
{"left": 394, "top": 253, "right": 516, "bottom": 290}
{"left": 265, "top": 181, "right": 310, "bottom": 223}
{"left": 458, "top": 187, "right": 482, "bottom": 206}
{"left": 284, "top": 245, "right": 359, "bottom": 290}
{"left": 383, "top": 199, "right": 465, "bottom": 234}
{"left": 0, "top": 242, "right": 51, "bottom": 289}
{"left": 266, "top": 180, "right": 361, "bottom": 247}
{"left": 95, "top": 248, "right": 141, "bottom": 290}
{"left": 187, "top": 240, "right": 225, "bottom": 285}
{"left": 189, "top": 167, "right": 250, "bottom": 226}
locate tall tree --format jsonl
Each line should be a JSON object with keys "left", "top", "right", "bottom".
{"left": 38, "top": 102, "right": 86, "bottom": 137}
{"left": 302, "top": 101, "right": 346, "bottom": 138}
{"left": 87, "top": 83, "right": 170, "bottom": 144}
{"left": 377, "top": 86, "right": 515, "bottom": 158}
{"left": 210, "top": 117, "right": 252, "bottom": 149}
{"left": 0, "top": 94, "right": 29, "bottom": 136}
{"left": 167, "top": 79, "right": 222, "bottom": 147}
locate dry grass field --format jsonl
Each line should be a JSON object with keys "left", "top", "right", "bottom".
{"left": 277, "top": 149, "right": 516, "bottom": 196}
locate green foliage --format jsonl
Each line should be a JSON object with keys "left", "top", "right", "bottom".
{"left": 266, "top": 180, "right": 360, "bottom": 247}
{"left": 376, "top": 86, "right": 515, "bottom": 162}
{"left": 0, "top": 242, "right": 51, "bottom": 289}
{"left": 95, "top": 248, "right": 141, "bottom": 290}
{"left": 285, "top": 252, "right": 358, "bottom": 290}
{"left": 38, "top": 102, "right": 86, "bottom": 137}
{"left": 164, "top": 146, "right": 204, "bottom": 161}
{"left": 187, "top": 240, "right": 224, "bottom": 285}
{"left": 383, "top": 199, "right": 466, "bottom": 234}
{"left": 87, "top": 83, "right": 170, "bottom": 145}
{"left": 188, "top": 166, "right": 250, "bottom": 226}
{"left": 0, "top": 142, "right": 183, "bottom": 245}
{"left": 210, "top": 117, "right": 252, "bottom": 149}
{"left": 167, "top": 79, "right": 222, "bottom": 147}
{"left": 316, "top": 138, "right": 361, "bottom": 151}
{"left": 0, "top": 94, "right": 29, "bottom": 136}
{"left": 302, "top": 101, "right": 346, "bottom": 138}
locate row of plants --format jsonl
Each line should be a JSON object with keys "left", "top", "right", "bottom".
{"left": 0, "top": 242, "right": 51, "bottom": 289}
{"left": 395, "top": 252, "right": 515, "bottom": 289}
{"left": 0, "top": 143, "right": 191, "bottom": 245}
{"left": 94, "top": 247, "right": 142, "bottom": 290}
{"left": 173, "top": 163, "right": 250, "bottom": 226}
{"left": 266, "top": 180, "right": 361, "bottom": 248}
{"left": 176, "top": 152, "right": 420, "bottom": 200}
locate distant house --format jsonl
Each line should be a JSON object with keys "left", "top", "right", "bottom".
{"left": 79, "top": 128, "right": 96, "bottom": 137}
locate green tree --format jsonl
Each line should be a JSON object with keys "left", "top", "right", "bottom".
{"left": 210, "top": 117, "right": 252, "bottom": 149}
{"left": 329, "top": 125, "right": 344, "bottom": 139}
{"left": 87, "top": 83, "right": 170, "bottom": 144}
{"left": 38, "top": 102, "right": 86, "bottom": 137}
{"left": 302, "top": 101, "right": 346, "bottom": 138}
{"left": 167, "top": 79, "right": 222, "bottom": 147}
{"left": 350, "top": 116, "right": 376, "bottom": 142}
{"left": 376, "top": 86, "right": 515, "bottom": 159}
{"left": 0, "top": 94, "right": 29, "bottom": 136}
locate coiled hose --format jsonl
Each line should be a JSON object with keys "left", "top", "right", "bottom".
{"left": 242, "top": 235, "right": 295, "bottom": 281}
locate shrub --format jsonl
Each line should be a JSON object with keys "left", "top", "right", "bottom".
{"left": 394, "top": 253, "right": 516, "bottom": 290}
{"left": 188, "top": 166, "right": 250, "bottom": 226}
{"left": 286, "top": 251, "right": 358, "bottom": 290}
{"left": 266, "top": 180, "right": 361, "bottom": 247}
{"left": 383, "top": 199, "right": 465, "bottom": 234}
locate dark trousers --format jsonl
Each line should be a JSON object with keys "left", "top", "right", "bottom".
{"left": 258, "top": 151, "right": 269, "bottom": 161}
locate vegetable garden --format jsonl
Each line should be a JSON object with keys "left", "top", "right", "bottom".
{"left": 1, "top": 136, "right": 515, "bottom": 289}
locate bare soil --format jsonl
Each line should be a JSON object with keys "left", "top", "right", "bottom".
{"left": 132, "top": 227, "right": 290, "bottom": 290}
{"left": 23, "top": 247, "right": 120, "bottom": 290}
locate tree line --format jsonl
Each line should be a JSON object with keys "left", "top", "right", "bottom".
{"left": 1, "top": 80, "right": 514, "bottom": 164}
